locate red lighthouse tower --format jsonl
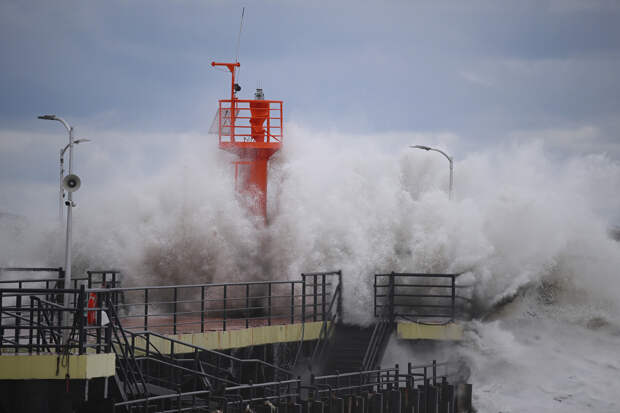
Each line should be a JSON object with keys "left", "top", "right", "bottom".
{"left": 211, "top": 61, "right": 283, "bottom": 220}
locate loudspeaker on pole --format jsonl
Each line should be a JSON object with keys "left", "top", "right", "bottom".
{"left": 62, "top": 174, "right": 81, "bottom": 192}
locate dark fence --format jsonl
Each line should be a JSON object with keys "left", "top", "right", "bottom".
{"left": 112, "top": 378, "right": 302, "bottom": 413}
{"left": 127, "top": 329, "right": 293, "bottom": 385}
{"left": 311, "top": 361, "right": 457, "bottom": 397}
{"left": 308, "top": 361, "right": 470, "bottom": 413}
{"left": 305, "top": 271, "right": 342, "bottom": 367}
{"left": 93, "top": 273, "right": 338, "bottom": 335}
{"left": 85, "top": 270, "right": 122, "bottom": 289}
{"left": 0, "top": 267, "right": 120, "bottom": 300}
{"left": 111, "top": 361, "right": 470, "bottom": 413}
{"left": 0, "top": 267, "right": 66, "bottom": 292}
{"left": 0, "top": 286, "right": 111, "bottom": 354}
{"left": 374, "top": 273, "right": 472, "bottom": 323}
{"left": 1, "top": 271, "right": 342, "bottom": 354}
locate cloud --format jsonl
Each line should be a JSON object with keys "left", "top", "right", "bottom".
{"left": 459, "top": 71, "right": 495, "bottom": 88}
{"left": 2, "top": 0, "right": 620, "bottom": 140}
{"left": 510, "top": 125, "right": 599, "bottom": 144}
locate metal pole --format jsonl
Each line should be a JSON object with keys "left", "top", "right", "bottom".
{"left": 38, "top": 115, "right": 78, "bottom": 345}
{"left": 59, "top": 148, "right": 64, "bottom": 221}
{"left": 448, "top": 157, "right": 454, "bottom": 200}
{"left": 63, "top": 122, "right": 75, "bottom": 344}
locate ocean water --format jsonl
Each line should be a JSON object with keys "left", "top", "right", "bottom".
{"left": 2, "top": 125, "right": 619, "bottom": 411}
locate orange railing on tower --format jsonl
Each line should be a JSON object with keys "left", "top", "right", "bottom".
{"left": 214, "top": 99, "right": 283, "bottom": 146}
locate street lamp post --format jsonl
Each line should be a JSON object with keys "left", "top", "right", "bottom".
{"left": 38, "top": 114, "right": 81, "bottom": 344}
{"left": 410, "top": 145, "right": 454, "bottom": 200}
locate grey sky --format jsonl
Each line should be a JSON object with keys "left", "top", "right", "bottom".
{"left": 1, "top": 0, "right": 620, "bottom": 218}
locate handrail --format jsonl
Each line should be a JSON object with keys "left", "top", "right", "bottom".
{"left": 0, "top": 288, "right": 78, "bottom": 294}
{"left": 216, "top": 99, "right": 284, "bottom": 145}
{"left": 311, "top": 360, "right": 460, "bottom": 397}
{"left": 31, "top": 297, "right": 61, "bottom": 351}
{"left": 315, "top": 365, "right": 398, "bottom": 380}
{"left": 1, "top": 271, "right": 336, "bottom": 354}
{"left": 374, "top": 272, "right": 472, "bottom": 322}
{"left": 86, "top": 279, "right": 303, "bottom": 293}
{"left": 361, "top": 318, "right": 390, "bottom": 371}
{"left": 307, "top": 271, "right": 342, "bottom": 368}
{"left": 113, "top": 377, "right": 301, "bottom": 408}
{"left": 0, "top": 287, "right": 91, "bottom": 354}
{"left": 0, "top": 278, "right": 64, "bottom": 284}
{"left": 88, "top": 275, "right": 330, "bottom": 335}
{"left": 30, "top": 296, "right": 65, "bottom": 309}
{"left": 104, "top": 294, "right": 148, "bottom": 399}
{"left": 0, "top": 267, "right": 63, "bottom": 272}
{"left": 134, "top": 353, "right": 236, "bottom": 388}
{"left": 128, "top": 329, "right": 293, "bottom": 379}
{"left": 0, "top": 277, "right": 92, "bottom": 284}
{"left": 376, "top": 272, "right": 463, "bottom": 278}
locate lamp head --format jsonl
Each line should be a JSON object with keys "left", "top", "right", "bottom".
{"left": 38, "top": 114, "right": 57, "bottom": 121}
{"left": 410, "top": 145, "right": 432, "bottom": 151}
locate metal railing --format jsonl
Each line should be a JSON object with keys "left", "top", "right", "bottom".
{"left": 307, "top": 361, "right": 468, "bottom": 413}
{"left": 216, "top": 99, "right": 283, "bottom": 144}
{"left": 0, "top": 286, "right": 112, "bottom": 354}
{"left": 126, "top": 329, "right": 293, "bottom": 386}
{"left": 0, "top": 267, "right": 65, "bottom": 294}
{"left": 374, "top": 272, "right": 472, "bottom": 323}
{"left": 1, "top": 271, "right": 339, "bottom": 354}
{"left": 85, "top": 270, "right": 122, "bottom": 289}
{"left": 361, "top": 318, "right": 391, "bottom": 371}
{"left": 94, "top": 276, "right": 333, "bottom": 335}
{"left": 0, "top": 267, "right": 121, "bottom": 304}
{"left": 311, "top": 361, "right": 450, "bottom": 395}
{"left": 306, "top": 271, "right": 342, "bottom": 368}
{"left": 112, "top": 360, "right": 465, "bottom": 413}
{"left": 112, "top": 377, "right": 302, "bottom": 413}
{"left": 102, "top": 294, "right": 148, "bottom": 402}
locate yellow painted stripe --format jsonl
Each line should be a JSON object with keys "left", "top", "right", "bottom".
{"left": 0, "top": 353, "right": 115, "bottom": 380}
{"left": 135, "top": 321, "right": 328, "bottom": 355}
{"left": 397, "top": 321, "right": 463, "bottom": 341}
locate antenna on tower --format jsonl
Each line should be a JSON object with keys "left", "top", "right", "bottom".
{"left": 235, "top": 7, "right": 245, "bottom": 63}
{"left": 233, "top": 7, "right": 245, "bottom": 86}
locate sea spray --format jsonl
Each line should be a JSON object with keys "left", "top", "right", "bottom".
{"left": 2, "top": 126, "right": 619, "bottom": 320}
{"left": 3, "top": 126, "right": 620, "bottom": 411}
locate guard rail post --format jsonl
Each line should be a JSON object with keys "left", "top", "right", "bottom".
{"left": 78, "top": 285, "right": 87, "bottom": 354}
{"left": 451, "top": 275, "right": 456, "bottom": 322}
{"left": 143, "top": 289, "right": 149, "bottom": 331}
{"left": 223, "top": 284, "right": 227, "bottom": 331}
{"left": 268, "top": 282, "right": 273, "bottom": 326}
{"left": 301, "top": 277, "right": 306, "bottom": 326}
{"left": 321, "top": 273, "right": 326, "bottom": 321}
{"left": 388, "top": 272, "right": 395, "bottom": 323}
{"left": 337, "top": 270, "right": 343, "bottom": 319}
{"left": 173, "top": 287, "right": 178, "bottom": 335}
{"left": 201, "top": 285, "right": 206, "bottom": 333}
{"left": 291, "top": 281, "right": 295, "bottom": 324}
{"left": 246, "top": 283, "right": 251, "bottom": 328}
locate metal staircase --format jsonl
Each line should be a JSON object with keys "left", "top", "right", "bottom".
{"left": 362, "top": 318, "right": 392, "bottom": 371}
{"left": 103, "top": 293, "right": 294, "bottom": 410}
{"left": 105, "top": 295, "right": 148, "bottom": 402}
